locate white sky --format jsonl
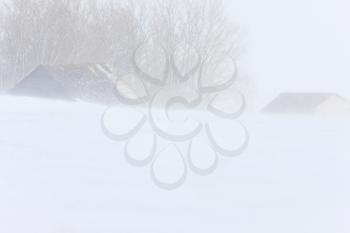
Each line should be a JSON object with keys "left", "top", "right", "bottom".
{"left": 225, "top": 0, "right": 350, "bottom": 106}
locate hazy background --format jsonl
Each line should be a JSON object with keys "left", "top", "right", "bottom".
{"left": 225, "top": 0, "right": 350, "bottom": 107}
{"left": 0, "top": 1, "right": 348, "bottom": 233}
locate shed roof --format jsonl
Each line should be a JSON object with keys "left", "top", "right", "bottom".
{"left": 261, "top": 93, "right": 350, "bottom": 114}
{"left": 10, "top": 64, "right": 118, "bottom": 104}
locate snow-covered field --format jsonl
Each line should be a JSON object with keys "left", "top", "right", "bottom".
{"left": 0, "top": 96, "right": 348, "bottom": 233}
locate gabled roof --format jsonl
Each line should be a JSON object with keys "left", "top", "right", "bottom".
{"left": 10, "top": 64, "right": 118, "bottom": 104}
{"left": 261, "top": 92, "right": 350, "bottom": 114}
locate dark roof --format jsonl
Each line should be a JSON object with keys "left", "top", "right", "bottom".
{"left": 10, "top": 64, "right": 118, "bottom": 104}
{"left": 261, "top": 92, "right": 350, "bottom": 114}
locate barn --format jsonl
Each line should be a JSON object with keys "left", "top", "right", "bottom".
{"left": 9, "top": 64, "right": 119, "bottom": 105}
{"left": 261, "top": 93, "right": 350, "bottom": 116}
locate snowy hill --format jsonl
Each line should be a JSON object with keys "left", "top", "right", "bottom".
{"left": 0, "top": 96, "right": 348, "bottom": 233}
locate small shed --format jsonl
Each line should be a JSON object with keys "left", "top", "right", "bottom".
{"left": 9, "top": 64, "right": 118, "bottom": 104}
{"left": 261, "top": 93, "right": 350, "bottom": 116}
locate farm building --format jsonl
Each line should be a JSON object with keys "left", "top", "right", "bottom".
{"left": 9, "top": 64, "right": 119, "bottom": 105}
{"left": 261, "top": 93, "right": 350, "bottom": 116}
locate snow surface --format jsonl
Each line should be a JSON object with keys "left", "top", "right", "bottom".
{"left": 0, "top": 96, "right": 348, "bottom": 233}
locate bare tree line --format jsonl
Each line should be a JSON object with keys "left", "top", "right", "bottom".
{"left": 0, "top": 0, "right": 138, "bottom": 88}
{"left": 0, "top": 0, "right": 251, "bottom": 99}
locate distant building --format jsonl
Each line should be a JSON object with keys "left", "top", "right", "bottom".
{"left": 9, "top": 64, "right": 119, "bottom": 105}
{"left": 261, "top": 93, "right": 350, "bottom": 116}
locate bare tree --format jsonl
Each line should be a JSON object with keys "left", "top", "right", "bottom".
{"left": 0, "top": 0, "right": 254, "bottom": 107}
{"left": 0, "top": 0, "right": 143, "bottom": 89}
{"left": 125, "top": 0, "right": 242, "bottom": 100}
{"left": 0, "top": 0, "right": 86, "bottom": 87}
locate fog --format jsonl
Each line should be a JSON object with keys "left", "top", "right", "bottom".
{"left": 0, "top": 0, "right": 349, "bottom": 232}
{"left": 225, "top": 0, "right": 350, "bottom": 106}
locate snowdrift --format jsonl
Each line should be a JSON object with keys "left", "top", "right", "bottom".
{"left": 0, "top": 96, "right": 348, "bottom": 233}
